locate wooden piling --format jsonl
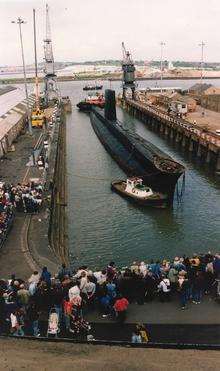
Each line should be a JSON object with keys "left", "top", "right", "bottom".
{"left": 118, "top": 97, "right": 220, "bottom": 172}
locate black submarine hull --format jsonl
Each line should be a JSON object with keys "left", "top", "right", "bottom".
{"left": 90, "top": 90, "right": 185, "bottom": 206}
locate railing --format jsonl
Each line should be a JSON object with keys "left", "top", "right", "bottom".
{"left": 126, "top": 99, "right": 220, "bottom": 148}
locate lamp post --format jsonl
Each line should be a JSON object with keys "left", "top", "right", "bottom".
{"left": 160, "top": 41, "right": 165, "bottom": 93}
{"left": 199, "top": 41, "right": 205, "bottom": 116}
{"left": 12, "top": 17, "right": 32, "bottom": 135}
{"left": 199, "top": 41, "right": 205, "bottom": 86}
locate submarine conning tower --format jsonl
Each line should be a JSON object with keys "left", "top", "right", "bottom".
{"left": 105, "top": 89, "right": 117, "bottom": 122}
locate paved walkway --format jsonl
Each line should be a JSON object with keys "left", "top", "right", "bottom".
{"left": 85, "top": 295, "right": 220, "bottom": 343}
{"left": 187, "top": 105, "right": 220, "bottom": 133}
{"left": 86, "top": 295, "right": 220, "bottom": 325}
{"left": 141, "top": 98, "right": 220, "bottom": 134}
{"left": 0, "top": 215, "right": 33, "bottom": 278}
{"left": 0, "top": 129, "right": 58, "bottom": 280}
{"left": 89, "top": 323, "right": 220, "bottom": 344}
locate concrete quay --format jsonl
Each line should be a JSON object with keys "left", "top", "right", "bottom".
{"left": 0, "top": 129, "right": 58, "bottom": 279}
{"left": 48, "top": 110, "right": 68, "bottom": 266}
{"left": 119, "top": 98, "right": 220, "bottom": 172}
{"left": 0, "top": 104, "right": 69, "bottom": 279}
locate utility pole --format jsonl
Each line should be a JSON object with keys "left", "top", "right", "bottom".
{"left": 33, "top": 9, "right": 39, "bottom": 111}
{"left": 199, "top": 41, "right": 205, "bottom": 86}
{"left": 11, "top": 17, "right": 32, "bottom": 135}
{"left": 160, "top": 41, "right": 165, "bottom": 93}
{"left": 199, "top": 41, "right": 206, "bottom": 116}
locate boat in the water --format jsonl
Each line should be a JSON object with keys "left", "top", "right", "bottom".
{"left": 90, "top": 89, "right": 185, "bottom": 206}
{"left": 77, "top": 94, "right": 105, "bottom": 112}
{"left": 111, "top": 177, "right": 168, "bottom": 208}
{"left": 83, "top": 84, "right": 103, "bottom": 91}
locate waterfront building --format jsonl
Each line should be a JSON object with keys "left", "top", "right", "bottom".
{"left": 0, "top": 86, "right": 35, "bottom": 157}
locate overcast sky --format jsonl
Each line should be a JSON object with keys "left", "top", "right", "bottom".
{"left": 0, "top": 0, "right": 220, "bottom": 66}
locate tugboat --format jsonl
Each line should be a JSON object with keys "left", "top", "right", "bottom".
{"left": 77, "top": 94, "right": 105, "bottom": 112}
{"left": 95, "top": 83, "right": 103, "bottom": 90}
{"left": 83, "top": 83, "right": 103, "bottom": 91}
{"left": 111, "top": 177, "right": 168, "bottom": 208}
{"left": 90, "top": 90, "right": 185, "bottom": 206}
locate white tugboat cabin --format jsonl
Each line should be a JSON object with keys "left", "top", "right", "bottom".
{"left": 124, "top": 177, "right": 154, "bottom": 198}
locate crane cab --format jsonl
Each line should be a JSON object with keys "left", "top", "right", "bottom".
{"left": 31, "top": 109, "right": 45, "bottom": 128}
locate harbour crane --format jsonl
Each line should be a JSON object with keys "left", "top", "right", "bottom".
{"left": 31, "top": 8, "right": 44, "bottom": 128}
{"left": 121, "top": 42, "right": 136, "bottom": 99}
{"left": 43, "top": 3, "right": 59, "bottom": 105}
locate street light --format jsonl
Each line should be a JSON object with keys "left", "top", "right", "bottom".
{"left": 11, "top": 17, "right": 33, "bottom": 135}
{"left": 199, "top": 41, "right": 205, "bottom": 86}
{"left": 199, "top": 41, "right": 206, "bottom": 116}
{"left": 160, "top": 41, "right": 166, "bottom": 93}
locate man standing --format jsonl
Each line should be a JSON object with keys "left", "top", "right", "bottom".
{"left": 113, "top": 294, "right": 129, "bottom": 324}
{"left": 158, "top": 276, "right": 171, "bottom": 302}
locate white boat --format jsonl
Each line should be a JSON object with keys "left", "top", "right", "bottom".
{"left": 111, "top": 177, "right": 168, "bottom": 208}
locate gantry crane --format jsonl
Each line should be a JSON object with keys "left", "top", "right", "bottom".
{"left": 121, "top": 42, "right": 136, "bottom": 99}
{"left": 43, "top": 4, "right": 59, "bottom": 105}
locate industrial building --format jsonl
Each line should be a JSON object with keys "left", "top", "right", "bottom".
{"left": 0, "top": 86, "right": 35, "bottom": 157}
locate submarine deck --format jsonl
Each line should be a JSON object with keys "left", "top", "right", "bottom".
{"left": 90, "top": 111, "right": 145, "bottom": 175}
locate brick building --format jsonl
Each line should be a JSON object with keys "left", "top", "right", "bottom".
{"left": 201, "top": 94, "right": 220, "bottom": 112}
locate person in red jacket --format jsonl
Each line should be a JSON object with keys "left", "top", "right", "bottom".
{"left": 113, "top": 294, "right": 129, "bottom": 324}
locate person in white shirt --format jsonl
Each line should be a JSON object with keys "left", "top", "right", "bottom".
{"left": 139, "top": 262, "right": 148, "bottom": 277}
{"left": 93, "top": 269, "right": 107, "bottom": 285}
{"left": 158, "top": 276, "right": 171, "bottom": 302}
{"left": 84, "top": 277, "right": 96, "bottom": 306}
{"left": 74, "top": 268, "right": 88, "bottom": 279}
{"left": 10, "top": 311, "right": 24, "bottom": 336}
{"left": 68, "top": 284, "right": 80, "bottom": 301}
{"left": 80, "top": 272, "right": 88, "bottom": 294}
{"left": 85, "top": 280, "right": 96, "bottom": 298}
{"left": 28, "top": 271, "right": 40, "bottom": 285}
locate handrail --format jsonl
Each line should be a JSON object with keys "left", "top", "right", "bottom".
{"left": 125, "top": 99, "right": 220, "bottom": 148}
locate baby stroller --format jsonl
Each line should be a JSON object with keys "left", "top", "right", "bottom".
{"left": 69, "top": 316, "right": 91, "bottom": 336}
{"left": 69, "top": 307, "right": 91, "bottom": 337}
{"left": 47, "top": 309, "right": 60, "bottom": 338}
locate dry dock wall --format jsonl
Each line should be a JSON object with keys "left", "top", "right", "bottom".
{"left": 120, "top": 98, "right": 220, "bottom": 172}
{"left": 48, "top": 106, "right": 69, "bottom": 265}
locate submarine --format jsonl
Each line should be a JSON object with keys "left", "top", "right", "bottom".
{"left": 90, "top": 89, "right": 185, "bottom": 206}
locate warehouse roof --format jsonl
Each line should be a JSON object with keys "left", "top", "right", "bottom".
{"left": 189, "top": 83, "right": 212, "bottom": 93}
{"left": 0, "top": 87, "right": 25, "bottom": 117}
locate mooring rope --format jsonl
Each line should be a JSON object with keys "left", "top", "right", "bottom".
{"left": 69, "top": 173, "right": 112, "bottom": 181}
{"left": 176, "top": 172, "right": 186, "bottom": 204}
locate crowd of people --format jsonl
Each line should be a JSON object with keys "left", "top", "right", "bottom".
{"left": 0, "top": 181, "right": 43, "bottom": 215}
{"left": 0, "top": 180, "right": 43, "bottom": 249}
{"left": 0, "top": 183, "right": 14, "bottom": 248}
{"left": 0, "top": 252, "right": 220, "bottom": 340}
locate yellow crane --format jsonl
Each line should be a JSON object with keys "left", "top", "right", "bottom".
{"left": 31, "top": 9, "right": 45, "bottom": 128}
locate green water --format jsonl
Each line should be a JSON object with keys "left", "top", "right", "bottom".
{"left": 60, "top": 79, "right": 220, "bottom": 268}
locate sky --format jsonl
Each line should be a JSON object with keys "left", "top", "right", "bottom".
{"left": 0, "top": 0, "right": 220, "bottom": 66}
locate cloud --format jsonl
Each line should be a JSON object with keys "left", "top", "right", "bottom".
{"left": 0, "top": 0, "right": 220, "bottom": 65}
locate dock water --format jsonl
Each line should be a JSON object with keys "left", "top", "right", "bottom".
{"left": 62, "top": 80, "right": 220, "bottom": 267}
